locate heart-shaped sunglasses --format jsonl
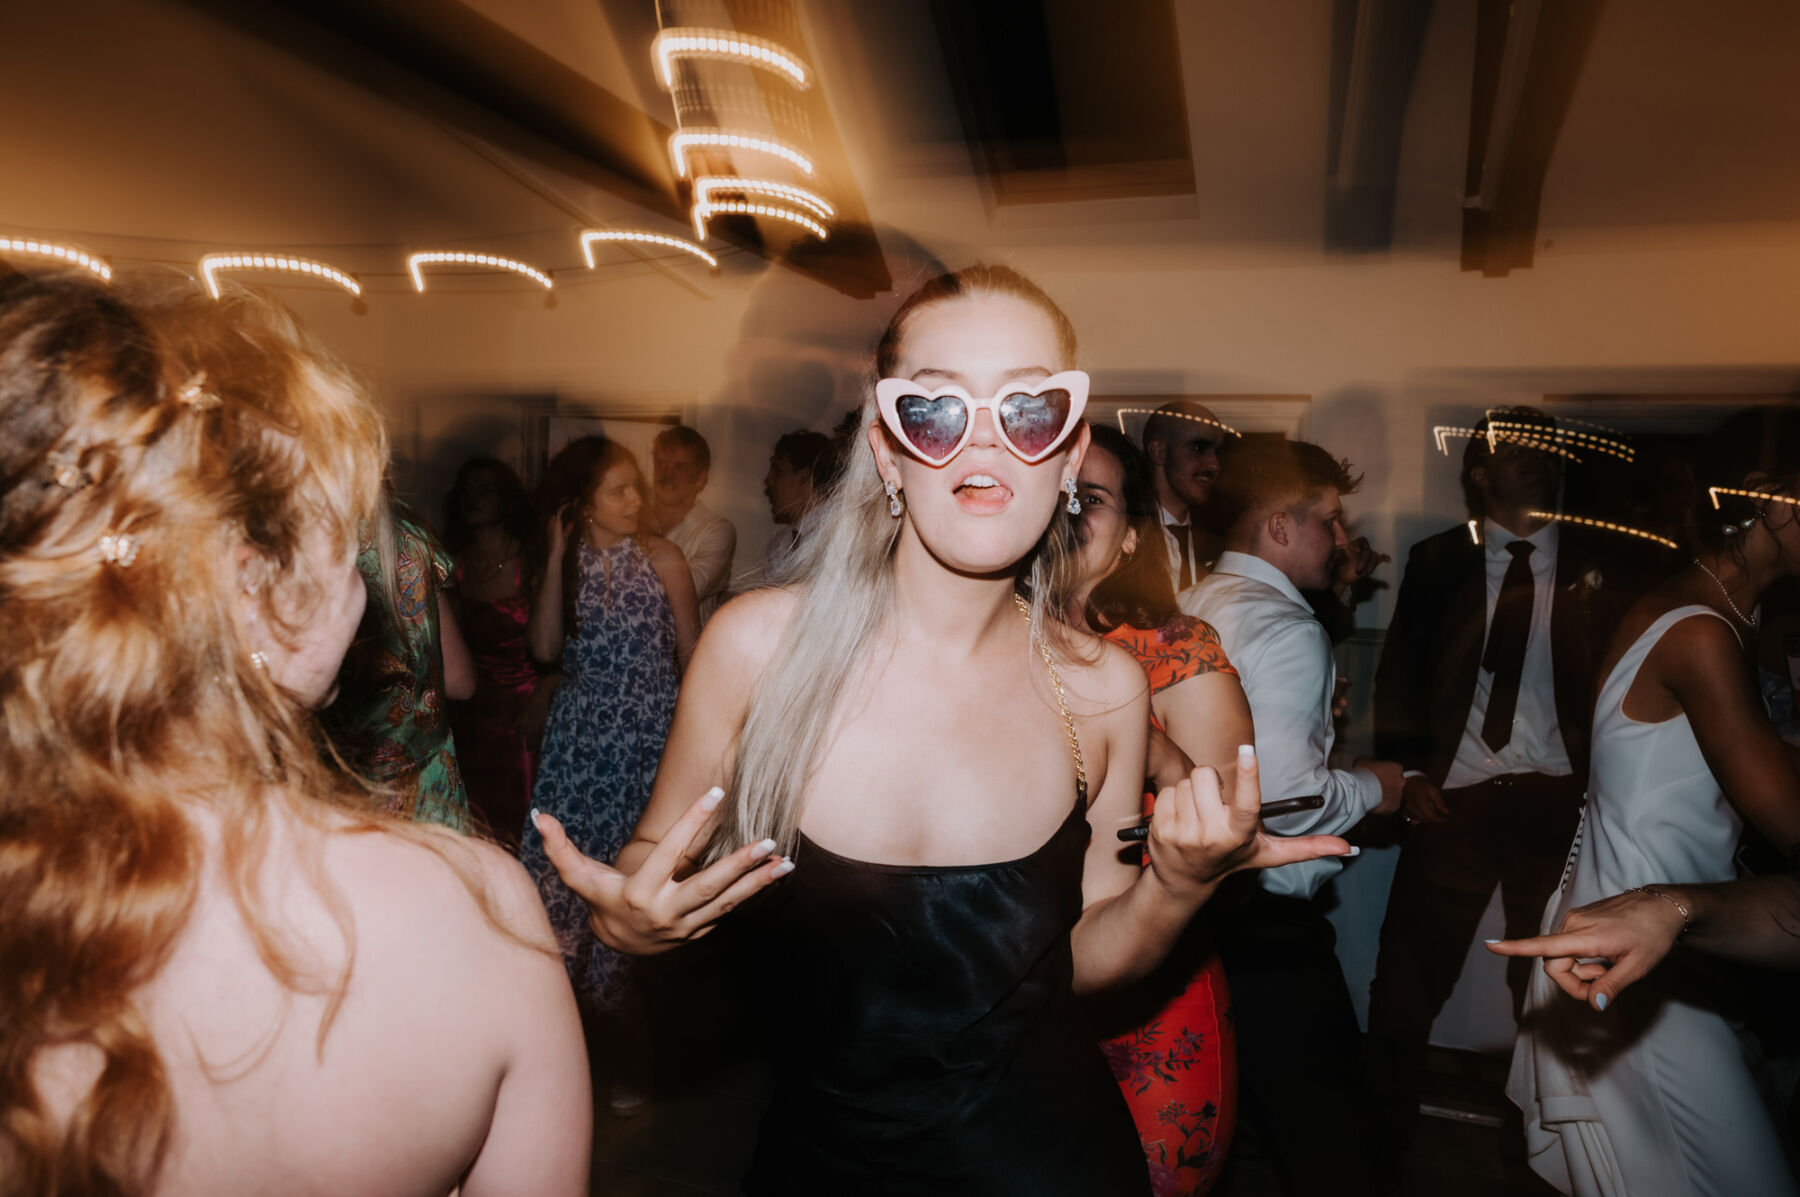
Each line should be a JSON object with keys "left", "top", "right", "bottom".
{"left": 875, "top": 371, "right": 1090, "bottom": 465}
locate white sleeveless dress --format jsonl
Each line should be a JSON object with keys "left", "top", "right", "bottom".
{"left": 1506, "top": 606, "right": 1797, "bottom": 1196}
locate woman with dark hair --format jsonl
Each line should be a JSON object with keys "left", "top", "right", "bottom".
{"left": 444, "top": 457, "right": 550, "bottom": 848}
{"left": 1070, "top": 421, "right": 1253, "bottom": 1195}
{"left": 1508, "top": 474, "right": 1800, "bottom": 1196}
{"left": 520, "top": 435, "right": 697, "bottom": 1115}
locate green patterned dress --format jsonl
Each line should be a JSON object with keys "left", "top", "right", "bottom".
{"left": 323, "top": 510, "right": 470, "bottom": 831}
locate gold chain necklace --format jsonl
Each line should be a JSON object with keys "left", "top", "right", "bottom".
{"left": 1014, "top": 593, "right": 1089, "bottom": 804}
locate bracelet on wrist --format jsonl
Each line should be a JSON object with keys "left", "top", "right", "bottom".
{"left": 1631, "top": 885, "right": 1693, "bottom": 939}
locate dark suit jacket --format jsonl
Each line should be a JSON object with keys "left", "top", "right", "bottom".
{"left": 1373, "top": 523, "right": 1638, "bottom": 788}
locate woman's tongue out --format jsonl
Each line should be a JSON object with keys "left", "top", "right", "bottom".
{"left": 953, "top": 471, "right": 1014, "bottom": 514}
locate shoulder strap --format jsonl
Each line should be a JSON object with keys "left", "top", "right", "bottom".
{"left": 1015, "top": 594, "right": 1088, "bottom": 807}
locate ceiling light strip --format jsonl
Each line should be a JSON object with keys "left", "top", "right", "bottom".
{"left": 653, "top": 28, "right": 810, "bottom": 90}
{"left": 200, "top": 253, "right": 360, "bottom": 298}
{"left": 407, "top": 251, "right": 552, "bottom": 292}
{"left": 692, "top": 199, "right": 829, "bottom": 241}
{"left": 692, "top": 176, "right": 834, "bottom": 221}
{"left": 580, "top": 230, "right": 718, "bottom": 270}
{"left": 2, "top": 237, "right": 113, "bottom": 281}
{"left": 670, "top": 129, "right": 815, "bottom": 178}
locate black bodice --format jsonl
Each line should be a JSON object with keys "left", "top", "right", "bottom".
{"left": 743, "top": 800, "right": 1149, "bottom": 1196}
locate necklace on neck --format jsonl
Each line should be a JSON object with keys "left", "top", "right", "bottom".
{"left": 1693, "top": 558, "right": 1759, "bottom": 630}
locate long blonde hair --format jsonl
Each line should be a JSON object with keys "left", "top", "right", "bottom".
{"left": 711, "top": 265, "right": 1090, "bottom": 862}
{"left": 0, "top": 277, "right": 520, "bottom": 1195}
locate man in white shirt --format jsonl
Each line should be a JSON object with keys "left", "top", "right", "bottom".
{"left": 1366, "top": 409, "right": 1628, "bottom": 1183}
{"left": 1143, "top": 400, "right": 1229, "bottom": 592}
{"left": 1181, "top": 437, "right": 1403, "bottom": 1197}
{"left": 649, "top": 426, "right": 736, "bottom": 624}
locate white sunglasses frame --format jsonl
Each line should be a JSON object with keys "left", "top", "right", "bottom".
{"left": 874, "top": 370, "right": 1091, "bottom": 465}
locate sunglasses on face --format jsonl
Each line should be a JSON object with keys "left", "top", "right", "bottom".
{"left": 875, "top": 370, "right": 1090, "bottom": 465}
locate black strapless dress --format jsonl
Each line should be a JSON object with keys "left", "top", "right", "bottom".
{"left": 742, "top": 800, "right": 1151, "bottom": 1196}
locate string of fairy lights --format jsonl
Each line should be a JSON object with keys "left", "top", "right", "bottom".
{"left": 4, "top": 21, "right": 836, "bottom": 298}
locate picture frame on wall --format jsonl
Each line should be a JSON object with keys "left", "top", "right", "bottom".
{"left": 519, "top": 396, "right": 683, "bottom": 491}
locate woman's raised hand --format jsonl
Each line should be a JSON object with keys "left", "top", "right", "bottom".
{"left": 534, "top": 787, "right": 793, "bottom": 955}
{"left": 1484, "top": 888, "right": 1688, "bottom": 1012}
{"left": 545, "top": 504, "right": 570, "bottom": 562}
{"left": 1145, "top": 745, "right": 1355, "bottom": 901}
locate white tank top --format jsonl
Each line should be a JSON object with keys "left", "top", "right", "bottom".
{"left": 1552, "top": 605, "right": 1743, "bottom": 922}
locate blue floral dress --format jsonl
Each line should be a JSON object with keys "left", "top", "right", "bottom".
{"left": 520, "top": 536, "right": 678, "bottom": 1013}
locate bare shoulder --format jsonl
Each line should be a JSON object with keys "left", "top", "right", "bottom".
{"left": 693, "top": 585, "right": 802, "bottom": 676}
{"left": 313, "top": 814, "right": 554, "bottom": 954}
{"left": 1055, "top": 628, "right": 1150, "bottom": 717}
{"left": 1653, "top": 607, "right": 1748, "bottom": 684}
{"left": 644, "top": 534, "right": 687, "bottom": 568}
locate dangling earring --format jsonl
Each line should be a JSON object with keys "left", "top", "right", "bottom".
{"left": 1064, "top": 477, "right": 1081, "bottom": 515}
{"left": 884, "top": 478, "right": 903, "bottom": 518}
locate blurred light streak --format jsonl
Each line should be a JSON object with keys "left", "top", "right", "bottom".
{"left": 1526, "top": 512, "right": 1678, "bottom": 549}
{"left": 1707, "top": 485, "right": 1800, "bottom": 510}
{"left": 200, "top": 253, "right": 359, "bottom": 298}
{"left": 1114, "top": 407, "right": 1240, "bottom": 439}
{"left": 670, "top": 130, "right": 813, "bottom": 178}
{"left": 1433, "top": 424, "right": 1580, "bottom": 463}
{"left": 580, "top": 230, "right": 718, "bottom": 270}
{"left": 407, "top": 251, "right": 551, "bottom": 291}
{"left": 1487, "top": 419, "right": 1633, "bottom": 462}
{"left": 1, "top": 237, "right": 112, "bottom": 281}
{"left": 653, "top": 29, "right": 810, "bottom": 90}
{"left": 692, "top": 199, "right": 828, "bottom": 241}
{"left": 692, "top": 177, "right": 834, "bottom": 222}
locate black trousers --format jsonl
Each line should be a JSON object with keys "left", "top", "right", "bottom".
{"left": 1364, "top": 772, "right": 1584, "bottom": 1163}
{"left": 1215, "top": 881, "right": 1376, "bottom": 1197}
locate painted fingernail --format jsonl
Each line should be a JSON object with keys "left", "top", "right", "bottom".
{"left": 750, "top": 838, "right": 776, "bottom": 859}
{"left": 530, "top": 807, "right": 544, "bottom": 828}
{"left": 1594, "top": 993, "right": 1608, "bottom": 1012}
{"left": 1340, "top": 846, "right": 1360, "bottom": 858}
{"left": 701, "top": 786, "right": 725, "bottom": 811}
{"left": 1484, "top": 938, "right": 1501, "bottom": 944}
{"left": 1238, "top": 744, "right": 1256, "bottom": 766}
{"left": 772, "top": 859, "right": 796, "bottom": 877}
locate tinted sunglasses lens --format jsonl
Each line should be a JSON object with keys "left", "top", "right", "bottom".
{"left": 997, "top": 389, "right": 1072, "bottom": 457}
{"left": 894, "top": 393, "right": 968, "bottom": 462}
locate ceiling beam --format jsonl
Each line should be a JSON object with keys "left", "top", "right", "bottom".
{"left": 1325, "top": 0, "right": 1437, "bottom": 251}
{"left": 1460, "top": 0, "right": 1609, "bottom": 276}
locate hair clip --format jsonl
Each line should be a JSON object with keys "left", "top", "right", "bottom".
{"left": 177, "top": 371, "right": 222, "bottom": 411}
{"left": 97, "top": 533, "right": 140, "bottom": 567}
{"left": 48, "top": 450, "right": 86, "bottom": 490}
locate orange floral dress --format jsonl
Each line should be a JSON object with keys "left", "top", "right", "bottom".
{"left": 1098, "top": 616, "right": 1240, "bottom": 1197}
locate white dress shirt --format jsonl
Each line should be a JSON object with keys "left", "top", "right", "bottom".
{"left": 1441, "top": 519, "right": 1573, "bottom": 788}
{"left": 665, "top": 500, "right": 737, "bottom": 623}
{"left": 1181, "top": 551, "right": 1385, "bottom": 899}
{"left": 1160, "top": 504, "right": 1200, "bottom": 592}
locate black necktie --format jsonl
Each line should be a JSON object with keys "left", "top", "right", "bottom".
{"left": 1175, "top": 523, "right": 1193, "bottom": 590}
{"left": 1481, "top": 540, "right": 1535, "bottom": 751}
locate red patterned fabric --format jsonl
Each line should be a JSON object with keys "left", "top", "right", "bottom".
{"left": 1100, "top": 617, "right": 1240, "bottom": 1196}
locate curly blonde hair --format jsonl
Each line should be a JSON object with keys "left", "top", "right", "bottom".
{"left": 0, "top": 276, "right": 506, "bottom": 1195}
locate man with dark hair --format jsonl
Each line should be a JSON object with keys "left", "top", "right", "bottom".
{"left": 651, "top": 425, "right": 736, "bottom": 623}
{"left": 1142, "top": 400, "right": 1229, "bottom": 591}
{"left": 1182, "top": 438, "right": 1404, "bottom": 1197}
{"left": 763, "top": 429, "right": 832, "bottom": 569}
{"left": 1366, "top": 407, "right": 1630, "bottom": 1186}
